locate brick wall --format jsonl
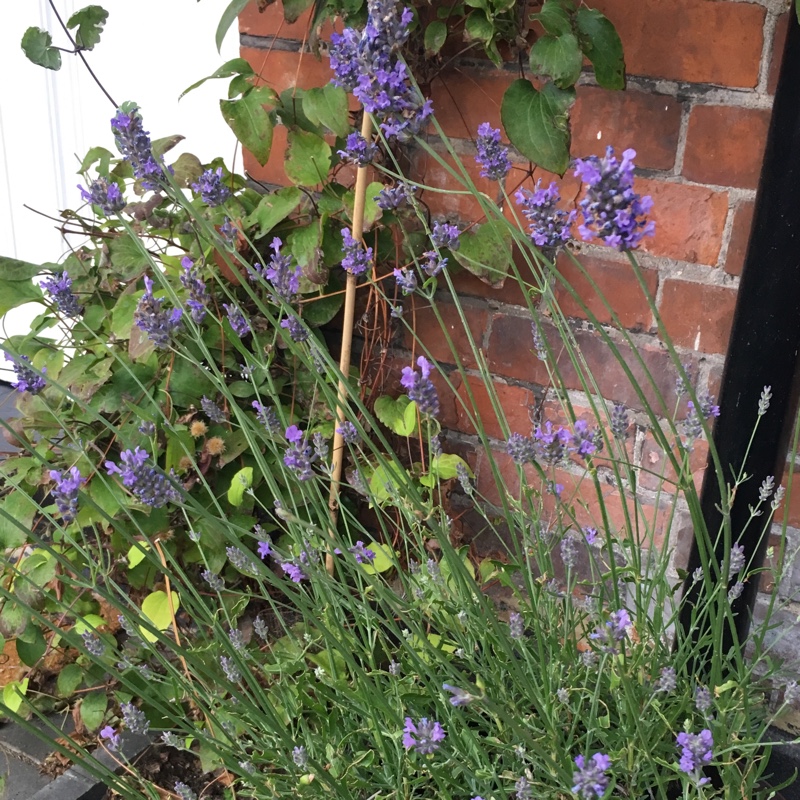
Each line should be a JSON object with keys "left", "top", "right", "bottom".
{"left": 237, "top": 1, "right": 799, "bottom": 667}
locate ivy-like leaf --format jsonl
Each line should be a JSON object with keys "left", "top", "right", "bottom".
{"left": 140, "top": 590, "right": 181, "bottom": 643}
{"left": 243, "top": 186, "right": 303, "bottom": 239}
{"left": 283, "top": 0, "right": 315, "bottom": 24}
{"left": 216, "top": 0, "right": 250, "bottom": 52}
{"left": 374, "top": 395, "right": 417, "bottom": 436}
{"left": 284, "top": 129, "right": 332, "bottom": 187}
{"left": 302, "top": 85, "right": 350, "bottom": 137}
{"left": 501, "top": 79, "right": 575, "bottom": 175}
{"left": 534, "top": 0, "right": 574, "bottom": 36}
{"left": 220, "top": 86, "right": 277, "bottom": 167}
{"left": 67, "top": 6, "right": 108, "bottom": 50}
{"left": 529, "top": 33, "right": 583, "bottom": 89}
{"left": 21, "top": 28, "right": 62, "bottom": 71}
{"left": 227, "top": 467, "right": 254, "bottom": 507}
{"left": 575, "top": 8, "right": 625, "bottom": 90}
{"left": 452, "top": 219, "right": 514, "bottom": 287}
{"left": 180, "top": 57, "right": 255, "bottom": 100}
{"left": 80, "top": 692, "right": 107, "bottom": 731}
{"left": 424, "top": 21, "right": 447, "bottom": 56}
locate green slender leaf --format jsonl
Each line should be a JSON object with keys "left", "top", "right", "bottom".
{"left": 575, "top": 8, "right": 625, "bottom": 90}
{"left": 243, "top": 186, "right": 303, "bottom": 239}
{"left": 21, "top": 28, "right": 62, "bottom": 70}
{"left": 302, "top": 85, "right": 350, "bottom": 137}
{"left": 424, "top": 21, "right": 447, "bottom": 56}
{"left": 529, "top": 33, "right": 583, "bottom": 89}
{"left": 216, "top": 0, "right": 250, "bottom": 52}
{"left": 220, "top": 86, "right": 277, "bottom": 166}
{"left": 284, "top": 129, "right": 332, "bottom": 186}
{"left": 67, "top": 6, "right": 108, "bottom": 50}
{"left": 180, "top": 58, "right": 255, "bottom": 100}
{"left": 501, "top": 79, "right": 575, "bottom": 174}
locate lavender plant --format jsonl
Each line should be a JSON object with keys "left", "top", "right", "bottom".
{"left": 0, "top": 3, "right": 798, "bottom": 800}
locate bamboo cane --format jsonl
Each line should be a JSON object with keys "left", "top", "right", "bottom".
{"left": 326, "top": 112, "right": 374, "bottom": 574}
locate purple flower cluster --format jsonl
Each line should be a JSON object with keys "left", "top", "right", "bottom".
{"left": 191, "top": 167, "right": 231, "bottom": 207}
{"left": 402, "top": 717, "right": 446, "bottom": 754}
{"left": 349, "top": 540, "right": 375, "bottom": 563}
{"left": 475, "top": 122, "right": 511, "bottom": 182}
{"left": 78, "top": 178, "right": 125, "bottom": 216}
{"left": 676, "top": 729, "right": 713, "bottom": 784}
{"left": 515, "top": 181, "right": 575, "bottom": 249}
{"left": 341, "top": 228, "right": 373, "bottom": 276}
{"left": 375, "top": 182, "right": 414, "bottom": 210}
{"left": 41, "top": 271, "right": 82, "bottom": 318}
{"left": 573, "top": 147, "right": 655, "bottom": 251}
{"left": 442, "top": 684, "right": 473, "bottom": 707}
{"left": 400, "top": 356, "right": 439, "bottom": 417}
{"left": 223, "top": 303, "right": 251, "bottom": 337}
{"left": 590, "top": 608, "right": 630, "bottom": 654}
{"left": 180, "top": 257, "right": 209, "bottom": 324}
{"left": 100, "top": 725, "right": 121, "bottom": 751}
{"left": 105, "top": 446, "right": 181, "bottom": 508}
{"left": 202, "top": 396, "right": 227, "bottom": 423}
{"left": 330, "top": 0, "right": 432, "bottom": 140}
{"left": 49, "top": 467, "right": 84, "bottom": 524}
{"left": 7, "top": 354, "right": 46, "bottom": 394}
{"left": 336, "top": 421, "right": 359, "bottom": 443}
{"left": 135, "top": 276, "right": 182, "bottom": 348}
{"left": 338, "top": 132, "right": 379, "bottom": 166}
{"left": 121, "top": 702, "right": 150, "bottom": 735}
{"left": 393, "top": 268, "right": 417, "bottom": 295}
{"left": 284, "top": 425, "right": 315, "bottom": 481}
{"left": 253, "top": 401, "right": 280, "bottom": 432}
{"left": 281, "top": 316, "right": 310, "bottom": 343}
{"left": 684, "top": 396, "right": 720, "bottom": 441}
{"left": 262, "top": 237, "right": 300, "bottom": 302}
{"left": 572, "top": 753, "right": 611, "bottom": 800}
{"left": 110, "top": 108, "right": 166, "bottom": 190}
{"left": 506, "top": 421, "right": 600, "bottom": 466}
{"left": 431, "top": 221, "right": 461, "bottom": 251}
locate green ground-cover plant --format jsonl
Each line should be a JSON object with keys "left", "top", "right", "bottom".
{"left": 1, "top": 1, "right": 800, "bottom": 799}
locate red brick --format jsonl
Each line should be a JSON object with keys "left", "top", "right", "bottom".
{"left": 638, "top": 432, "right": 708, "bottom": 494}
{"left": 450, "top": 268, "right": 528, "bottom": 308}
{"left": 244, "top": 124, "right": 291, "bottom": 186}
{"left": 570, "top": 87, "right": 682, "bottom": 171}
{"left": 725, "top": 201, "right": 755, "bottom": 277}
{"left": 637, "top": 178, "right": 729, "bottom": 266}
{"left": 240, "top": 46, "right": 336, "bottom": 94}
{"left": 486, "top": 314, "right": 680, "bottom": 414}
{"left": 404, "top": 299, "right": 489, "bottom": 369}
{"left": 768, "top": 13, "right": 790, "bottom": 95}
{"left": 239, "top": 0, "right": 339, "bottom": 40}
{"left": 439, "top": 374, "right": 537, "bottom": 440}
{"left": 553, "top": 251, "right": 658, "bottom": 331}
{"left": 658, "top": 280, "right": 737, "bottom": 354}
{"left": 683, "top": 105, "right": 770, "bottom": 190}
{"left": 475, "top": 448, "right": 530, "bottom": 506}
{"left": 591, "top": 0, "right": 765, "bottom": 87}
{"left": 428, "top": 68, "right": 516, "bottom": 142}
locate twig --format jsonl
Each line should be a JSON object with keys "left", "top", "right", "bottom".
{"left": 326, "top": 112, "right": 374, "bottom": 574}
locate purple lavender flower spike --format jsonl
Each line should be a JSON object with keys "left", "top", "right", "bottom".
{"left": 253, "top": 401, "right": 280, "bottom": 432}
{"left": 533, "top": 421, "right": 572, "bottom": 464}
{"left": 41, "top": 271, "right": 82, "bottom": 318}
{"left": 572, "top": 752, "right": 611, "bottom": 800}
{"left": 281, "top": 560, "right": 308, "bottom": 582}
{"left": 223, "top": 303, "right": 251, "bottom": 337}
{"left": 573, "top": 147, "right": 655, "bottom": 251}
{"left": 376, "top": 182, "right": 414, "bottom": 210}
{"left": 100, "top": 725, "right": 121, "bottom": 752}
{"left": 283, "top": 425, "right": 315, "bottom": 480}
{"left": 6, "top": 354, "right": 46, "bottom": 394}
{"left": 348, "top": 540, "right": 375, "bottom": 563}
{"left": 135, "top": 276, "right": 182, "bottom": 348}
{"left": 49, "top": 467, "right": 84, "bottom": 524}
{"left": 79, "top": 178, "right": 125, "bottom": 216}
{"left": 191, "top": 167, "right": 231, "bottom": 207}
{"left": 110, "top": 107, "right": 167, "bottom": 190}
{"left": 330, "top": 0, "right": 431, "bottom": 140}
{"left": 676, "top": 729, "right": 713, "bottom": 785}
{"left": 572, "top": 420, "right": 602, "bottom": 458}
{"left": 421, "top": 250, "right": 447, "bottom": 277}
{"left": 402, "top": 716, "right": 446, "bottom": 754}
{"left": 393, "top": 268, "right": 417, "bottom": 295}
{"left": 180, "top": 257, "right": 209, "bottom": 324}
{"left": 475, "top": 122, "right": 511, "bottom": 182}
{"left": 431, "top": 221, "right": 460, "bottom": 251}
{"left": 400, "top": 355, "right": 439, "bottom": 417}
{"left": 589, "top": 608, "right": 630, "bottom": 654}
{"left": 281, "top": 316, "right": 310, "bottom": 342}
{"left": 442, "top": 683, "right": 473, "bottom": 707}
{"left": 336, "top": 421, "right": 359, "bottom": 443}
{"left": 341, "top": 228, "right": 373, "bottom": 276}
{"left": 202, "top": 396, "right": 227, "bottom": 423}
{"left": 338, "top": 132, "right": 379, "bottom": 166}
{"left": 506, "top": 433, "right": 536, "bottom": 466}
{"left": 263, "top": 237, "right": 300, "bottom": 301}
{"left": 105, "top": 446, "right": 181, "bottom": 508}
{"left": 515, "top": 181, "right": 575, "bottom": 250}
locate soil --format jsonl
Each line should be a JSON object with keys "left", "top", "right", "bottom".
{"left": 103, "top": 745, "right": 229, "bottom": 799}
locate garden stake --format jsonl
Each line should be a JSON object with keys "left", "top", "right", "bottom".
{"left": 326, "top": 111, "right": 374, "bottom": 574}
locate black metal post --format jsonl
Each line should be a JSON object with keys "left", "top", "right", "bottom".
{"left": 678, "top": 13, "right": 800, "bottom": 654}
